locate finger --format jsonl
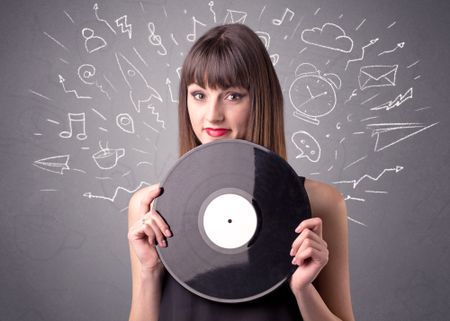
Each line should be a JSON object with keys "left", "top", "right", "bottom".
{"left": 292, "top": 247, "right": 327, "bottom": 266}
{"left": 295, "top": 217, "right": 323, "bottom": 238}
{"left": 143, "top": 216, "right": 169, "bottom": 248}
{"left": 290, "top": 228, "right": 326, "bottom": 256}
{"left": 131, "top": 184, "right": 161, "bottom": 214}
{"left": 149, "top": 209, "right": 172, "bottom": 238}
{"left": 142, "top": 220, "right": 164, "bottom": 247}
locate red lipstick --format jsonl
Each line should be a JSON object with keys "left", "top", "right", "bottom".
{"left": 205, "top": 128, "right": 230, "bottom": 137}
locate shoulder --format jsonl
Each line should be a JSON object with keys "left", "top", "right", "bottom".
{"left": 303, "top": 178, "right": 346, "bottom": 219}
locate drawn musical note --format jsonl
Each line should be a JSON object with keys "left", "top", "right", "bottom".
{"left": 147, "top": 22, "right": 167, "bottom": 55}
{"left": 59, "top": 113, "right": 87, "bottom": 140}
{"left": 272, "top": 8, "right": 294, "bottom": 26}
{"left": 187, "top": 16, "right": 206, "bottom": 42}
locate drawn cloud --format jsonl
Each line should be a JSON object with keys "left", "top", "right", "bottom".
{"left": 301, "top": 23, "right": 353, "bottom": 53}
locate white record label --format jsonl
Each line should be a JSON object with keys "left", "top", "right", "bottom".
{"left": 203, "top": 193, "right": 257, "bottom": 249}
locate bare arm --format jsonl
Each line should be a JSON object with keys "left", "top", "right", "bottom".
{"left": 289, "top": 180, "right": 355, "bottom": 321}
{"left": 128, "top": 184, "right": 172, "bottom": 321}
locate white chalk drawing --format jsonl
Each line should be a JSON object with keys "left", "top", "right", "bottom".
{"left": 224, "top": 9, "right": 247, "bottom": 24}
{"left": 187, "top": 16, "right": 207, "bottom": 42}
{"left": 343, "top": 155, "right": 368, "bottom": 170}
{"left": 143, "top": 121, "right": 160, "bottom": 134}
{"left": 366, "top": 122, "right": 439, "bottom": 152}
{"left": 289, "top": 63, "right": 341, "bottom": 125}
{"left": 91, "top": 107, "right": 107, "bottom": 120}
{"left": 148, "top": 22, "right": 167, "bottom": 55}
{"left": 82, "top": 27, "right": 107, "bottom": 53}
{"left": 370, "top": 87, "right": 413, "bottom": 111}
{"left": 43, "top": 31, "right": 69, "bottom": 52}
{"left": 387, "top": 21, "right": 397, "bottom": 29}
{"left": 115, "top": 52, "right": 163, "bottom": 113}
{"left": 63, "top": 10, "right": 74, "bottom": 24}
{"left": 133, "top": 47, "right": 148, "bottom": 66}
{"left": 256, "top": 31, "right": 280, "bottom": 65}
{"left": 166, "top": 78, "right": 179, "bottom": 103}
{"left": 291, "top": 130, "right": 321, "bottom": 162}
{"left": 59, "top": 74, "right": 92, "bottom": 99}
{"left": 361, "top": 93, "right": 379, "bottom": 105}
{"left": 83, "top": 181, "right": 150, "bottom": 202}
{"left": 334, "top": 166, "right": 404, "bottom": 189}
{"left": 103, "top": 75, "right": 117, "bottom": 92}
{"left": 378, "top": 42, "right": 405, "bottom": 56}
{"left": 137, "top": 161, "right": 152, "bottom": 167}
{"left": 170, "top": 33, "right": 179, "bottom": 46}
{"left": 314, "top": 8, "right": 321, "bottom": 15}
{"left": 355, "top": 18, "right": 366, "bottom": 31}
{"left": 59, "top": 112, "right": 87, "bottom": 140}
{"left": 29, "top": 89, "right": 52, "bottom": 101}
{"left": 344, "top": 89, "right": 358, "bottom": 104}
{"left": 258, "top": 5, "right": 266, "bottom": 21}
{"left": 92, "top": 141, "right": 125, "bottom": 170}
{"left": 406, "top": 60, "right": 420, "bottom": 69}
{"left": 116, "top": 113, "right": 135, "bottom": 134}
{"left": 358, "top": 65, "right": 398, "bottom": 91}
{"left": 301, "top": 23, "right": 353, "bottom": 53}
{"left": 33, "top": 155, "right": 70, "bottom": 175}
{"left": 147, "top": 103, "right": 166, "bottom": 129}
{"left": 270, "top": 54, "right": 279, "bottom": 65}
{"left": 345, "top": 37, "right": 379, "bottom": 70}
{"left": 209, "top": 1, "right": 216, "bottom": 23}
{"left": 272, "top": 8, "right": 294, "bottom": 26}
{"left": 77, "top": 64, "right": 111, "bottom": 100}
{"left": 256, "top": 31, "right": 271, "bottom": 48}
{"left": 93, "top": 3, "right": 116, "bottom": 34}
{"left": 116, "top": 15, "right": 133, "bottom": 39}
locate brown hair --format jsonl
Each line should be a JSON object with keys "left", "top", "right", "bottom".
{"left": 178, "top": 24, "right": 286, "bottom": 159}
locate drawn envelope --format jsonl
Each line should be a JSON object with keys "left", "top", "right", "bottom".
{"left": 358, "top": 65, "right": 398, "bottom": 91}
{"left": 224, "top": 9, "right": 247, "bottom": 24}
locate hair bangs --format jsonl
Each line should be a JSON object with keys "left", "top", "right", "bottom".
{"left": 186, "top": 41, "right": 250, "bottom": 90}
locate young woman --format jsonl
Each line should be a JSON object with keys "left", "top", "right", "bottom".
{"left": 127, "top": 24, "right": 355, "bottom": 321}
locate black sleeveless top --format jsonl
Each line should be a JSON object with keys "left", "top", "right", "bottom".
{"left": 159, "top": 177, "right": 310, "bottom": 321}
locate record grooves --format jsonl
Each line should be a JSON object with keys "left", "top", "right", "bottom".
{"left": 155, "top": 139, "right": 311, "bottom": 303}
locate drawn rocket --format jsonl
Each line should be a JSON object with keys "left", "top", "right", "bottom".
{"left": 115, "top": 52, "right": 162, "bottom": 113}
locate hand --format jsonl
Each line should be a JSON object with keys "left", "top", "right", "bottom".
{"left": 289, "top": 217, "right": 329, "bottom": 293}
{"left": 127, "top": 184, "right": 172, "bottom": 272}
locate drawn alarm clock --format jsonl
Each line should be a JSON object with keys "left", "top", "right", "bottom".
{"left": 289, "top": 63, "right": 341, "bottom": 125}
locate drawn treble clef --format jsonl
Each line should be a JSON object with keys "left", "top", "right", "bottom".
{"left": 147, "top": 22, "right": 167, "bottom": 55}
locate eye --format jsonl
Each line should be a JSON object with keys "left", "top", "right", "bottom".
{"left": 191, "top": 92, "right": 205, "bottom": 100}
{"left": 226, "top": 92, "right": 244, "bottom": 101}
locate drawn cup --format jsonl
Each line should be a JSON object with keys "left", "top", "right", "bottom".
{"left": 92, "top": 147, "right": 125, "bottom": 170}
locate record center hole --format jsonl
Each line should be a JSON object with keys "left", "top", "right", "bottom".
{"left": 228, "top": 219, "right": 232, "bottom": 223}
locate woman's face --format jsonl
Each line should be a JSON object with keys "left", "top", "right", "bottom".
{"left": 187, "top": 83, "right": 251, "bottom": 144}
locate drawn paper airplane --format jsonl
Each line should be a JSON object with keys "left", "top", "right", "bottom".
{"left": 115, "top": 52, "right": 162, "bottom": 113}
{"left": 370, "top": 88, "right": 413, "bottom": 111}
{"left": 33, "top": 155, "right": 70, "bottom": 175}
{"left": 224, "top": 9, "right": 247, "bottom": 24}
{"left": 366, "top": 122, "right": 439, "bottom": 152}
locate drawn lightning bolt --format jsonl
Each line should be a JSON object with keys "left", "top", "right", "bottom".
{"left": 115, "top": 15, "right": 132, "bottom": 39}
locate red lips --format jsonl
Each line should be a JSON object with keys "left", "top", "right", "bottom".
{"left": 205, "top": 128, "right": 230, "bottom": 137}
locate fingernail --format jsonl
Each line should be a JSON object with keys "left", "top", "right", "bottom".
{"left": 289, "top": 248, "right": 294, "bottom": 256}
{"left": 164, "top": 229, "right": 172, "bottom": 237}
{"left": 160, "top": 240, "right": 166, "bottom": 247}
{"left": 291, "top": 257, "right": 297, "bottom": 265}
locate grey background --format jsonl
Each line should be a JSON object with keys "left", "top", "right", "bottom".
{"left": 1, "top": 0, "right": 449, "bottom": 320}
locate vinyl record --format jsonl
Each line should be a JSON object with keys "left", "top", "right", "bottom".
{"left": 155, "top": 139, "right": 311, "bottom": 303}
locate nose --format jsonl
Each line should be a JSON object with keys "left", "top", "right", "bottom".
{"left": 205, "top": 98, "right": 224, "bottom": 123}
